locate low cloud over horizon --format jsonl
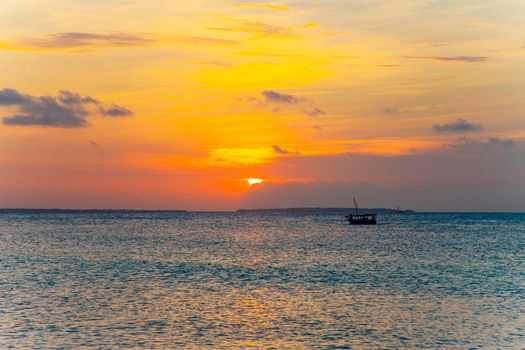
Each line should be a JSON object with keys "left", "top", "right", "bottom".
{"left": 240, "top": 143, "right": 525, "bottom": 211}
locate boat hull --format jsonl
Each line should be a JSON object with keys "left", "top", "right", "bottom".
{"left": 346, "top": 214, "right": 377, "bottom": 225}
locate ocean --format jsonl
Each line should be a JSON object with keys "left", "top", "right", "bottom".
{"left": 1, "top": 211, "right": 524, "bottom": 349}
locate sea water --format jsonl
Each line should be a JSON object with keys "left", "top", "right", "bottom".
{"left": 1, "top": 211, "right": 524, "bottom": 349}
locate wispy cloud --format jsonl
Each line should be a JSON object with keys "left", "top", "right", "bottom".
{"left": 262, "top": 90, "right": 299, "bottom": 104}
{"left": 382, "top": 107, "right": 399, "bottom": 115}
{"left": 232, "top": 3, "right": 290, "bottom": 11}
{"left": 207, "top": 19, "right": 291, "bottom": 36}
{"left": 488, "top": 137, "right": 514, "bottom": 148}
{"left": 273, "top": 145, "right": 299, "bottom": 155}
{"left": 7, "top": 32, "right": 153, "bottom": 51}
{"left": 100, "top": 104, "right": 133, "bottom": 117}
{"left": 305, "top": 107, "right": 325, "bottom": 116}
{"left": 174, "top": 35, "right": 238, "bottom": 45}
{"left": 444, "top": 137, "right": 515, "bottom": 149}
{"left": 2, "top": 32, "right": 243, "bottom": 52}
{"left": 248, "top": 90, "right": 325, "bottom": 117}
{"left": 405, "top": 55, "right": 488, "bottom": 63}
{"left": 0, "top": 88, "right": 132, "bottom": 128}
{"left": 88, "top": 140, "right": 112, "bottom": 158}
{"left": 433, "top": 118, "right": 482, "bottom": 133}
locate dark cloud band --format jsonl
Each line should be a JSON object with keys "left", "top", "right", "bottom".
{"left": 0, "top": 88, "right": 132, "bottom": 128}
{"left": 405, "top": 55, "right": 488, "bottom": 63}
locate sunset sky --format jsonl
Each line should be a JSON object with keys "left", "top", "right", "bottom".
{"left": 1, "top": 0, "right": 524, "bottom": 211}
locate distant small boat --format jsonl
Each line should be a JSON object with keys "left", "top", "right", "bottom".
{"left": 392, "top": 206, "right": 414, "bottom": 214}
{"left": 393, "top": 206, "right": 406, "bottom": 214}
{"left": 346, "top": 198, "right": 377, "bottom": 225}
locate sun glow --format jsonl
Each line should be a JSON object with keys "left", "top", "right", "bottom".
{"left": 246, "top": 178, "right": 264, "bottom": 186}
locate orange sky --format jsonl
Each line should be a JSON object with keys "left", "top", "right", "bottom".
{"left": 1, "top": 1, "right": 524, "bottom": 211}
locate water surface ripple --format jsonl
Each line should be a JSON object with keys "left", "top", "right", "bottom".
{"left": 1, "top": 212, "right": 524, "bottom": 348}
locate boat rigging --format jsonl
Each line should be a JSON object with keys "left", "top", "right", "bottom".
{"left": 346, "top": 197, "right": 377, "bottom": 225}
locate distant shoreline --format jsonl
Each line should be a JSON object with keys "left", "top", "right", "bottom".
{"left": 0, "top": 208, "right": 189, "bottom": 213}
{"left": 0, "top": 207, "right": 413, "bottom": 214}
{"left": 236, "top": 207, "right": 414, "bottom": 214}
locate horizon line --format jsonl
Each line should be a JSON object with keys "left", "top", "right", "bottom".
{"left": 0, "top": 207, "right": 524, "bottom": 214}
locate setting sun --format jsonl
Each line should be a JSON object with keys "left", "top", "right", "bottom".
{"left": 246, "top": 178, "right": 264, "bottom": 186}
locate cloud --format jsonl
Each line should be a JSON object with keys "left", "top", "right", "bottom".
{"left": 207, "top": 19, "right": 291, "bottom": 36}
{"left": 232, "top": 3, "right": 290, "bottom": 11}
{"left": 240, "top": 145, "right": 525, "bottom": 211}
{"left": 305, "top": 108, "right": 325, "bottom": 116}
{"left": 0, "top": 88, "right": 132, "bottom": 128}
{"left": 444, "top": 137, "right": 515, "bottom": 149}
{"left": 382, "top": 107, "right": 398, "bottom": 115}
{"left": 9, "top": 32, "right": 153, "bottom": 50}
{"left": 262, "top": 90, "right": 299, "bottom": 104}
{"left": 100, "top": 104, "right": 133, "bottom": 117}
{"left": 273, "top": 145, "right": 299, "bottom": 155}
{"left": 273, "top": 145, "right": 290, "bottom": 154}
{"left": 88, "top": 140, "right": 112, "bottom": 158}
{"left": 3, "top": 113, "right": 88, "bottom": 128}
{"left": 253, "top": 90, "right": 325, "bottom": 117}
{"left": 433, "top": 118, "right": 482, "bottom": 133}
{"left": 240, "top": 177, "right": 525, "bottom": 212}
{"left": 57, "top": 90, "right": 98, "bottom": 105}
{"left": 0, "top": 88, "right": 28, "bottom": 105}
{"left": 174, "top": 36, "right": 238, "bottom": 45}
{"left": 488, "top": 137, "right": 514, "bottom": 148}
{"left": 405, "top": 56, "right": 488, "bottom": 63}
{"left": 3, "top": 32, "right": 243, "bottom": 52}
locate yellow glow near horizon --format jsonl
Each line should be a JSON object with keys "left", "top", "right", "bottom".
{"left": 247, "top": 178, "right": 264, "bottom": 186}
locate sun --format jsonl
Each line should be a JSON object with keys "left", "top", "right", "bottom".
{"left": 246, "top": 178, "right": 264, "bottom": 186}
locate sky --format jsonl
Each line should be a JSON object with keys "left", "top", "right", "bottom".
{"left": 0, "top": 0, "right": 524, "bottom": 211}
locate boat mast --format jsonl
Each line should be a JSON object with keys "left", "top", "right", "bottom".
{"left": 353, "top": 197, "right": 359, "bottom": 215}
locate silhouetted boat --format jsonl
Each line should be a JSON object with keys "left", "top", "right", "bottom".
{"left": 346, "top": 198, "right": 377, "bottom": 225}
